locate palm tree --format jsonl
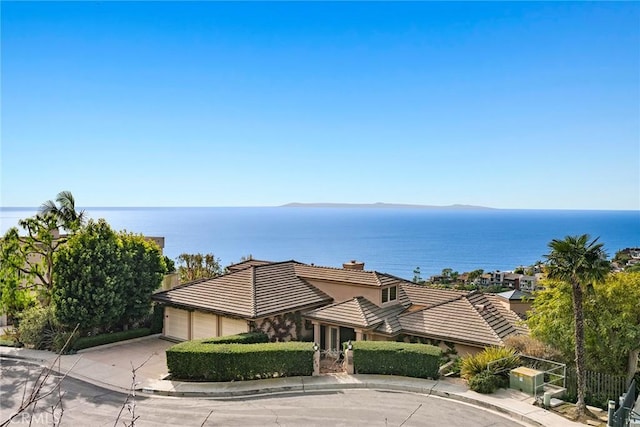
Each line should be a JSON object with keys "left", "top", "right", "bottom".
{"left": 545, "top": 234, "right": 610, "bottom": 417}
{"left": 39, "top": 190, "right": 86, "bottom": 232}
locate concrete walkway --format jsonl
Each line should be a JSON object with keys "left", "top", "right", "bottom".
{"left": 0, "top": 336, "right": 580, "bottom": 427}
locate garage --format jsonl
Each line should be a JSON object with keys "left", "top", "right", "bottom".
{"left": 191, "top": 311, "right": 218, "bottom": 339}
{"left": 220, "top": 316, "right": 248, "bottom": 336}
{"left": 164, "top": 307, "right": 190, "bottom": 341}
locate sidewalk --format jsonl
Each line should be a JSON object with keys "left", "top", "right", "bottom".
{"left": 0, "top": 339, "right": 580, "bottom": 427}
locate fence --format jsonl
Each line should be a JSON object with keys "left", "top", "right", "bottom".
{"left": 565, "top": 369, "right": 629, "bottom": 409}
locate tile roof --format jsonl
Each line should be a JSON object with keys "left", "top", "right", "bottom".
{"left": 294, "top": 264, "right": 406, "bottom": 288}
{"left": 154, "top": 259, "right": 527, "bottom": 348}
{"left": 304, "top": 297, "right": 406, "bottom": 331}
{"left": 226, "top": 258, "right": 275, "bottom": 272}
{"left": 152, "top": 261, "right": 331, "bottom": 319}
{"left": 396, "top": 289, "right": 528, "bottom": 347}
{"left": 401, "top": 283, "right": 469, "bottom": 308}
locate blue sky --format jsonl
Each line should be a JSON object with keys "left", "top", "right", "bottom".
{"left": 2, "top": 2, "right": 638, "bottom": 209}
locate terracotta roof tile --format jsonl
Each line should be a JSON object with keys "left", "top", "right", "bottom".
{"left": 153, "top": 261, "right": 331, "bottom": 319}
{"left": 304, "top": 297, "right": 406, "bottom": 330}
{"left": 398, "top": 297, "right": 504, "bottom": 347}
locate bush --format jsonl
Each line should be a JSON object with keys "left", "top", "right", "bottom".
{"left": 202, "top": 332, "right": 269, "bottom": 344}
{"left": 72, "top": 328, "right": 151, "bottom": 351}
{"left": 469, "top": 370, "right": 501, "bottom": 394}
{"left": 352, "top": 341, "right": 442, "bottom": 379}
{"left": 166, "top": 341, "right": 313, "bottom": 381}
{"left": 461, "top": 347, "right": 521, "bottom": 380}
{"left": 17, "top": 306, "right": 61, "bottom": 350}
{"left": 503, "top": 335, "right": 562, "bottom": 361}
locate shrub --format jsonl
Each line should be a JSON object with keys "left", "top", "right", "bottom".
{"left": 167, "top": 341, "right": 313, "bottom": 381}
{"left": 352, "top": 341, "right": 442, "bottom": 379}
{"left": 461, "top": 347, "right": 521, "bottom": 380}
{"left": 202, "top": 332, "right": 268, "bottom": 345}
{"left": 72, "top": 328, "right": 151, "bottom": 351}
{"left": 469, "top": 370, "right": 501, "bottom": 394}
{"left": 17, "top": 306, "right": 61, "bottom": 350}
{"left": 503, "top": 335, "right": 562, "bottom": 362}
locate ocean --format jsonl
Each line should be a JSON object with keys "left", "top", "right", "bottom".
{"left": 1, "top": 207, "right": 638, "bottom": 280}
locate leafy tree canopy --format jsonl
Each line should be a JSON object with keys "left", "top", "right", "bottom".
{"left": 527, "top": 272, "right": 640, "bottom": 378}
{"left": 176, "top": 253, "right": 223, "bottom": 282}
{"left": 53, "top": 220, "right": 167, "bottom": 332}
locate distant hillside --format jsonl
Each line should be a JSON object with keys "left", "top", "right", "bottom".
{"left": 280, "top": 202, "right": 495, "bottom": 210}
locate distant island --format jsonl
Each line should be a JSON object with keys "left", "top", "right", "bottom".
{"left": 280, "top": 202, "right": 495, "bottom": 210}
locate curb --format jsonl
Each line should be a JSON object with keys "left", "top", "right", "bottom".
{"left": 2, "top": 353, "right": 564, "bottom": 427}
{"left": 140, "top": 378, "right": 546, "bottom": 427}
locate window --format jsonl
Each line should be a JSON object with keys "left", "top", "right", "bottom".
{"left": 382, "top": 285, "right": 397, "bottom": 303}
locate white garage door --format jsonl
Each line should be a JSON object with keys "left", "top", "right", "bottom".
{"left": 220, "top": 316, "right": 248, "bottom": 336}
{"left": 192, "top": 311, "right": 218, "bottom": 339}
{"left": 164, "top": 307, "right": 190, "bottom": 340}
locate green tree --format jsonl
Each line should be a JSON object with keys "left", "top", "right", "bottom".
{"left": 0, "top": 228, "right": 36, "bottom": 318}
{"left": 528, "top": 273, "right": 640, "bottom": 383}
{"left": 544, "top": 234, "right": 610, "bottom": 417}
{"left": 39, "top": 190, "right": 86, "bottom": 232}
{"left": 176, "top": 253, "right": 223, "bottom": 282}
{"left": 53, "top": 219, "right": 126, "bottom": 331}
{"left": 0, "top": 191, "right": 84, "bottom": 313}
{"left": 467, "top": 269, "right": 484, "bottom": 283}
{"left": 53, "top": 221, "right": 167, "bottom": 332}
{"left": 0, "top": 215, "right": 65, "bottom": 308}
{"left": 119, "top": 233, "right": 166, "bottom": 328}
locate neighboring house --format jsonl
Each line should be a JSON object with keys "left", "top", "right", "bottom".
{"left": 152, "top": 260, "right": 530, "bottom": 356}
{"left": 495, "top": 290, "right": 533, "bottom": 318}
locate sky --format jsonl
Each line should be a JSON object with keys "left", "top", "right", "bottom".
{"left": 1, "top": 2, "right": 639, "bottom": 210}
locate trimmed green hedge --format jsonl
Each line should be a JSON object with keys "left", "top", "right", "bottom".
{"left": 202, "top": 332, "right": 268, "bottom": 344}
{"left": 352, "top": 341, "right": 442, "bottom": 379}
{"left": 72, "top": 328, "right": 152, "bottom": 351}
{"left": 167, "top": 341, "right": 314, "bottom": 381}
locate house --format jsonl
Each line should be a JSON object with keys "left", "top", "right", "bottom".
{"left": 152, "top": 260, "right": 529, "bottom": 356}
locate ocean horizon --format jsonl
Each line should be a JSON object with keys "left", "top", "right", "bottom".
{"left": 1, "top": 206, "right": 638, "bottom": 280}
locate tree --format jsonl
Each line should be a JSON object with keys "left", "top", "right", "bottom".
{"left": 119, "top": 233, "right": 166, "bottom": 328}
{"left": 176, "top": 253, "right": 223, "bottom": 282}
{"left": 39, "top": 190, "right": 86, "bottom": 232}
{"left": 412, "top": 267, "right": 423, "bottom": 284}
{"left": 528, "top": 272, "right": 640, "bottom": 383}
{"left": 0, "top": 228, "right": 36, "bottom": 318}
{"left": 0, "top": 215, "right": 64, "bottom": 308}
{"left": 52, "top": 220, "right": 167, "bottom": 332}
{"left": 0, "top": 191, "right": 84, "bottom": 313}
{"left": 53, "top": 219, "right": 126, "bottom": 331}
{"left": 544, "top": 234, "right": 610, "bottom": 417}
{"left": 467, "top": 269, "right": 484, "bottom": 283}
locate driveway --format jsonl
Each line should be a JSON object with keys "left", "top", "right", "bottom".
{"left": 78, "top": 335, "right": 173, "bottom": 381}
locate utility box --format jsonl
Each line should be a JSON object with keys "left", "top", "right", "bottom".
{"left": 509, "top": 367, "right": 544, "bottom": 395}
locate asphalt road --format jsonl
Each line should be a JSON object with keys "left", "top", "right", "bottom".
{"left": 0, "top": 359, "right": 525, "bottom": 426}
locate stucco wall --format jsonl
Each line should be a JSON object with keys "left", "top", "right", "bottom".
{"left": 303, "top": 278, "right": 382, "bottom": 305}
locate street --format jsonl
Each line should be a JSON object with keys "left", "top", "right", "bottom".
{"left": 1, "top": 359, "right": 524, "bottom": 426}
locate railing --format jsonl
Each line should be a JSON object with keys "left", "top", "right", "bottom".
{"left": 518, "top": 354, "right": 567, "bottom": 402}
{"left": 609, "top": 379, "right": 637, "bottom": 427}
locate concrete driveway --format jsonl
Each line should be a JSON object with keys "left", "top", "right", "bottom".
{"left": 77, "top": 335, "right": 173, "bottom": 382}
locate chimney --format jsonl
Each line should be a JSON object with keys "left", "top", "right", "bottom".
{"left": 343, "top": 260, "right": 365, "bottom": 271}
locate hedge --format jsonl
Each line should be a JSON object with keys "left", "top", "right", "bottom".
{"left": 202, "top": 332, "right": 268, "bottom": 344}
{"left": 166, "top": 341, "right": 314, "bottom": 381}
{"left": 72, "top": 328, "right": 152, "bottom": 351}
{"left": 352, "top": 341, "right": 442, "bottom": 379}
